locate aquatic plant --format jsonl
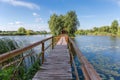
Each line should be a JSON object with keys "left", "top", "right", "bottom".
{"left": 0, "top": 38, "right": 20, "bottom": 54}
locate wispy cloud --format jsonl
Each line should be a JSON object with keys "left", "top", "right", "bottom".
{"left": 115, "top": 0, "right": 120, "bottom": 5}
{"left": 15, "top": 21, "right": 23, "bottom": 25}
{"left": 0, "top": 0, "right": 40, "bottom": 10}
{"left": 33, "top": 12, "right": 39, "bottom": 16}
{"left": 8, "top": 21, "right": 23, "bottom": 25}
{"left": 32, "top": 12, "right": 43, "bottom": 23}
{"left": 101, "top": 0, "right": 120, "bottom": 6}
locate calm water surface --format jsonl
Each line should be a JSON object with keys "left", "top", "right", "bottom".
{"left": 75, "top": 35, "right": 120, "bottom": 80}
{"left": 0, "top": 35, "right": 51, "bottom": 44}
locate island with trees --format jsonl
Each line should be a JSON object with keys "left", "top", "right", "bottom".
{"left": 48, "top": 11, "right": 79, "bottom": 37}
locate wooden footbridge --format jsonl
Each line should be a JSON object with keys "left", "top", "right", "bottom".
{"left": 0, "top": 35, "right": 101, "bottom": 80}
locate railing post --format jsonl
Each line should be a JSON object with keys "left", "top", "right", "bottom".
{"left": 67, "top": 37, "right": 69, "bottom": 49}
{"left": 52, "top": 37, "right": 54, "bottom": 49}
{"left": 42, "top": 42, "right": 44, "bottom": 64}
{"left": 69, "top": 42, "right": 72, "bottom": 64}
{"left": 68, "top": 38, "right": 72, "bottom": 64}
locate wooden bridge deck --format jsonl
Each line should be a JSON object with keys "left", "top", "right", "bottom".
{"left": 32, "top": 37, "right": 72, "bottom": 80}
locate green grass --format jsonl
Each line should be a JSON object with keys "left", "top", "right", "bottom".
{"left": 0, "top": 66, "right": 14, "bottom": 80}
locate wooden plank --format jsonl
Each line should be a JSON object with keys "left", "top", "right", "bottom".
{"left": 32, "top": 37, "right": 72, "bottom": 80}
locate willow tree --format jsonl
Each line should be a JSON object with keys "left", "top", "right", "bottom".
{"left": 110, "top": 20, "right": 119, "bottom": 34}
{"left": 48, "top": 11, "right": 79, "bottom": 36}
{"left": 64, "top": 11, "right": 79, "bottom": 36}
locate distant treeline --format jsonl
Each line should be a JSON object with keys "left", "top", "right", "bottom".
{"left": 0, "top": 27, "right": 49, "bottom": 35}
{"left": 75, "top": 20, "right": 120, "bottom": 36}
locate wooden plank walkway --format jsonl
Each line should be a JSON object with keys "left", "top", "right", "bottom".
{"left": 32, "top": 37, "right": 72, "bottom": 80}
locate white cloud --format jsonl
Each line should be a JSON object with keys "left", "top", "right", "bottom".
{"left": 15, "top": 21, "right": 23, "bottom": 25}
{"left": 32, "top": 12, "right": 43, "bottom": 23}
{"left": 0, "top": 0, "right": 40, "bottom": 10}
{"left": 33, "top": 12, "right": 39, "bottom": 16}
{"left": 8, "top": 21, "right": 23, "bottom": 25}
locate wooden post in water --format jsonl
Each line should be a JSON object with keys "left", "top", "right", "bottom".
{"left": 42, "top": 42, "right": 44, "bottom": 64}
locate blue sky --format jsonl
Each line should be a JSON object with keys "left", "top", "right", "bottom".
{"left": 0, "top": 0, "right": 120, "bottom": 31}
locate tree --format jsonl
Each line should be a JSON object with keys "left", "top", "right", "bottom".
{"left": 93, "top": 27, "right": 98, "bottom": 32}
{"left": 48, "top": 11, "right": 79, "bottom": 36}
{"left": 64, "top": 11, "right": 79, "bottom": 36}
{"left": 48, "top": 14, "right": 59, "bottom": 35}
{"left": 111, "top": 20, "right": 119, "bottom": 34}
{"left": 18, "top": 27, "right": 26, "bottom": 34}
{"left": 26, "top": 30, "right": 34, "bottom": 35}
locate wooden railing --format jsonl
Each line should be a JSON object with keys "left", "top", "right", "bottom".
{"left": 0, "top": 36, "right": 60, "bottom": 79}
{"left": 68, "top": 37, "right": 102, "bottom": 80}
{"left": 0, "top": 36, "right": 53, "bottom": 64}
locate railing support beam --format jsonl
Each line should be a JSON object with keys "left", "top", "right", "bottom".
{"left": 42, "top": 42, "right": 44, "bottom": 64}
{"left": 52, "top": 37, "right": 54, "bottom": 49}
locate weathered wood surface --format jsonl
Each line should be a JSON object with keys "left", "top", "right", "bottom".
{"left": 32, "top": 37, "right": 72, "bottom": 80}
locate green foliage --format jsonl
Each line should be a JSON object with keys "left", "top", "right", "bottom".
{"left": 0, "top": 30, "right": 49, "bottom": 35}
{"left": 0, "top": 59, "right": 41, "bottom": 80}
{"left": 0, "top": 38, "right": 19, "bottom": 54}
{"left": 18, "top": 27, "right": 26, "bottom": 34}
{"left": 64, "top": 11, "right": 79, "bottom": 36}
{"left": 24, "top": 60, "right": 40, "bottom": 80}
{"left": 48, "top": 11, "right": 79, "bottom": 36}
{"left": 48, "top": 14, "right": 61, "bottom": 35}
{"left": 110, "top": 20, "right": 119, "bottom": 34}
{"left": 15, "top": 60, "right": 40, "bottom": 80}
{"left": 0, "top": 67, "right": 14, "bottom": 80}
{"left": 75, "top": 29, "right": 87, "bottom": 35}
{"left": 75, "top": 20, "right": 120, "bottom": 36}
{"left": 26, "top": 30, "right": 34, "bottom": 35}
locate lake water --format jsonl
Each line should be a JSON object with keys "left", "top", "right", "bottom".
{"left": 1, "top": 35, "right": 120, "bottom": 80}
{"left": 0, "top": 35, "right": 51, "bottom": 44}
{"left": 75, "top": 35, "right": 120, "bottom": 80}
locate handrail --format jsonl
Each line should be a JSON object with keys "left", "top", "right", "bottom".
{"left": 68, "top": 37, "right": 102, "bottom": 80}
{"left": 0, "top": 36, "right": 53, "bottom": 64}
